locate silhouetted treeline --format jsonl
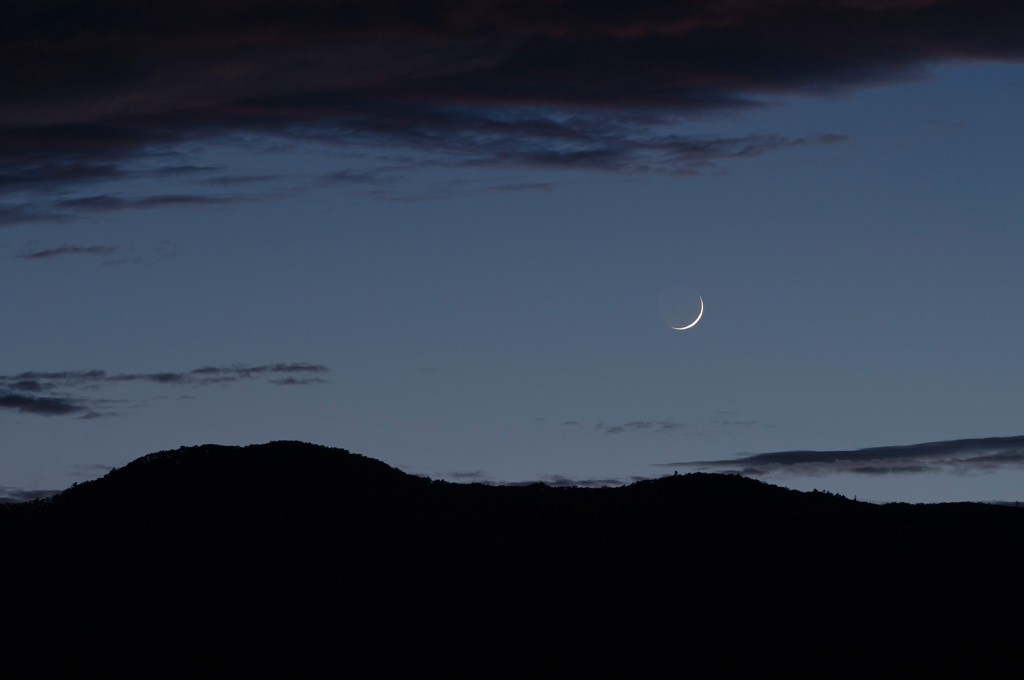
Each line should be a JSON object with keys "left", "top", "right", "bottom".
{"left": 2, "top": 441, "right": 1021, "bottom": 673}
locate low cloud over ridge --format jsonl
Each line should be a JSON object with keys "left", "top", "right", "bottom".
{"left": 661, "top": 436, "right": 1024, "bottom": 477}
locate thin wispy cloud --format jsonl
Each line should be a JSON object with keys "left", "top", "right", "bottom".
{"left": 267, "top": 377, "right": 329, "bottom": 386}
{"left": 16, "top": 239, "right": 175, "bottom": 268}
{"left": 6, "top": 1, "right": 1021, "bottom": 223}
{"left": 0, "top": 363, "right": 329, "bottom": 418}
{"left": 661, "top": 436, "right": 1024, "bottom": 477}
{"left": 205, "top": 174, "right": 283, "bottom": 187}
{"left": 486, "top": 182, "right": 555, "bottom": 193}
{"left": 598, "top": 420, "right": 690, "bottom": 435}
{"left": 55, "top": 192, "right": 267, "bottom": 213}
{"left": 446, "top": 470, "right": 490, "bottom": 481}
{"left": 71, "top": 464, "right": 117, "bottom": 477}
{"left": 17, "top": 244, "right": 118, "bottom": 260}
{"left": 586, "top": 416, "right": 761, "bottom": 436}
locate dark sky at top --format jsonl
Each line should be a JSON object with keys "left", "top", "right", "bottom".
{"left": 5, "top": 0, "right": 1024, "bottom": 219}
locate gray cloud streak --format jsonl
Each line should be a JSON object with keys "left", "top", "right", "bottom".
{"left": 17, "top": 244, "right": 118, "bottom": 260}
{"left": 591, "top": 417, "right": 761, "bottom": 436}
{"left": 0, "top": 363, "right": 329, "bottom": 418}
{"left": 661, "top": 436, "right": 1024, "bottom": 477}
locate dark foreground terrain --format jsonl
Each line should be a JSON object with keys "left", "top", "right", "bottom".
{"left": 3, "top": 441, "right": 1021, "bottom": 672}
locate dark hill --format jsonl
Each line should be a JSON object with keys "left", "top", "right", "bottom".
{"left": 3, "top": 441, "right": 1022, "bottom": 673}
{"left": 48, "top": 440, "right": 428, "bottom": 517}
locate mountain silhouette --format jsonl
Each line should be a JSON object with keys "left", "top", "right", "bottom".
{"left": 3, "top": 441, "right": 1021, "bottom": 673}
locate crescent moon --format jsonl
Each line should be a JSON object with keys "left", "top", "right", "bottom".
{"left": 669, "top": 295, "right": 703, "bottom": 330}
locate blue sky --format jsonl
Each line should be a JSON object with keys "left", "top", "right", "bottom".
{"left": 3, "top": 2, "right": 1024, "bottom": 503}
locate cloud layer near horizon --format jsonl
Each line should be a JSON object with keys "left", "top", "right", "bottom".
{"left": 0, "top": 363, "right": 329, "bottom": 417}
{"left": 662, "top": 436, "right": 1024, "bottom": 477}
{"left": 4, "top": 1, "right": 1024, "bottom": 222}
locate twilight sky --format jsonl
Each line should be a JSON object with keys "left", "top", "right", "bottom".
{"left": 3, "top": 1, "right": 1024, "bottom": 503}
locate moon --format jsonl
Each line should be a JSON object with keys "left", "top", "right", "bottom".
{"left": 658, "top": 285, "right": 704, "bottom": 330}
{"left": 670, "top": 295, "right": 703, "bottom": 330}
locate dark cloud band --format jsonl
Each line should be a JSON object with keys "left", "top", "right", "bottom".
{"left": 0, "top": 394, "right": 85, "bottom": 416}
{"left": 4, "top": 1, "right": 1019, "bottom": 222}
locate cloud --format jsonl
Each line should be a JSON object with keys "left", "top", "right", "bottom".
{"left": 13, "top": 240, "right": 181, "bottom": 267}
{"left": 268, "top": 377, "right": 329, "bottom": 386}
{"left": 0, "top": 203, "right": 66, "bottom": 226}
{"left": 0, "top": 162, "right": 126, "bottom": 190}
{"left": 598, "top": 420, "right": 685, "bottom": 435}
{"left": 592, "top": 416, "right": 761, "bottom": 436}
{"left": 323, "top": 170, "right": 386, "bottom": 185}
{"left": 1, "top": 191, "right": 275, "bottom": 226}
{"left": 8, "top": 2, "right": 1021, "bottom": 222}
{"left": 0, "top": 486, "right": 62, "bottom": 504}
{"left": 54, "top": 193, "right": 265, "bottom": 214}
{"left": 70, "top": 463, "right": 117, "bottom": 478}
{"left": 445, "top": 464, "right": 652, "bottom": 487}
{"left": 503, "top": 474, "right": 653, "bottom": 488}
{"left": 17, "top": 244, "right": 118, "bottom": 260}
{"left": 205, "top": 174, "right": 283, "bottom": 187}
{"left": 0, "top": 394, "right": 86, "bottom": 416}
{"left": 0, "top": 363, "right": 329, "bottom": 417}
{"left": 99, "top": 240, "right": 179, "bottom": 267}
{"left": 487, "top": 182, "right": 555, "bottom": 193}
{"left": 541, "top": 475, "right": 641, "bottom": 488}
{"left": 661, "top": 435, "right": 1024, "bottom": 477}
{"left": 446, "top": 470, "right": 490, "bottom": 481}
